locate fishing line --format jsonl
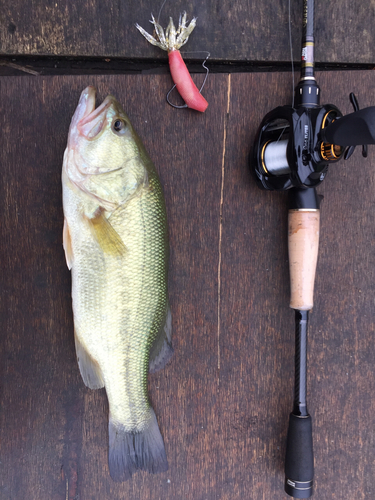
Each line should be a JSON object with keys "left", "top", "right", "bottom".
{"left": 268, "top": 1, "right": 295, "bottom": 168}
{"left": 288, "top": 0, "right": 295, "bottom": 109}
{"left": 157, "top": 0, "right": 167, "bottom": 23}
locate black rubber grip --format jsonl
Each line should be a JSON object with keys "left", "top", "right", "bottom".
{"left": 285, "top": 413, "right": 314, "bottom": 498}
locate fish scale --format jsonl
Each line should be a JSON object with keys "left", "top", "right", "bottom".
{"left": 62, "top": 87, "right": 171, "bottom": 481}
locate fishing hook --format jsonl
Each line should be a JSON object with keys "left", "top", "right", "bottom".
{"left": 166, "top": 52, "right": 210, "bottom": 109}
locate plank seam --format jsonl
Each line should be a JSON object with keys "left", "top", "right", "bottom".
{"left": 217, "top": 74, "right": 231, "bottom": 383}
{"left": 1, "top": 56, "right": 375, "bottom": 76}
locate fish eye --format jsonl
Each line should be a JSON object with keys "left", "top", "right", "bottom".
{"left": 112, "top": 118, "right": 126, "bottom": 134}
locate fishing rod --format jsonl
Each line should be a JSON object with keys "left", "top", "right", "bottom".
{"left": 251, "top": 0, "right": 375, "bottom": 497}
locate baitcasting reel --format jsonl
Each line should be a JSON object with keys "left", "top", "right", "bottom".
{"left": 253, "top": 86, "right": 375, "bottom": 192}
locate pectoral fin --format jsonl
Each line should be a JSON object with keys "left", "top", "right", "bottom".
{"left": 149, "top": 305, "right": 173, "bottom": 373}
{"left": 87, "top": 210, "right": 127, "bottom": 257}
{"left": 63, "top": 217, "right": 74, "bottom": 270}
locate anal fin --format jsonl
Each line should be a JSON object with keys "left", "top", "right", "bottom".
{"left": 149, "top": 305, "right": 173, "bottom": 373}
{"left": 74, "top": 332, "right": 105, "bottom": 389}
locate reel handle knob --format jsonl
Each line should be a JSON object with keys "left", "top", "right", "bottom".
{"left": 321, "top": 106, "right": 375, "bottom": 147}
{"left": 285, "top": 413, "right": 314, "bottom": 498}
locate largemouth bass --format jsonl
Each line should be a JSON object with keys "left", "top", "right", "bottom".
{"left": 62, "top": 86, "right": 172, "bottom": 481}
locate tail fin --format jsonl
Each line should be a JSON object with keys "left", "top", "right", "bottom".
{"left": 108, "top": 408, "right": 168, "bottom": 482}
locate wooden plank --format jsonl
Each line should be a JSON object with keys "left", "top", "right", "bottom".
{"left": 221, "top": 71, "right": 375, "bottom": 499}
{"left": 0, "top": 0, "right": 374, "bottom": 64}
{"left": 0, "top": 72, "right": 374, "bottom": 500}
{"left": 0, "top": 73, "right": 227, "bottom": 500}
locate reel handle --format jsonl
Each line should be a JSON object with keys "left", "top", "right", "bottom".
{"left": 321, "top": 106, "right": 375, "bottom": 146}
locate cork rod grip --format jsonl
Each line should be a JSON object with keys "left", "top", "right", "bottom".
{"left": 288, "top": 210, "right": 320, "bottom": 310}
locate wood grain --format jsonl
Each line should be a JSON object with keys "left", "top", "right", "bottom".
{"left": 221, "top": 71, "right": 375, "bottom": 499}
{"left": 0, "top": 0, "right": 374, "bottom": 64}
{"left": 0, "top": 72, "right": 374, "bottom": 500}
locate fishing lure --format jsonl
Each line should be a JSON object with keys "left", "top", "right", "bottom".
{"left": 136, "top": 12, "right": 208, "bottom": 112}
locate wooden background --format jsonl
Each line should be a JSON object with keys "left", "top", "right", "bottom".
{"left": 0, "top": 1, "right": 375, "bottom": 499}
{"left": 0, "top": 0, "right": 375, "bottom": 64}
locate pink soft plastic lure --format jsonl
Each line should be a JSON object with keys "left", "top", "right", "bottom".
{"left": 136, "top": 12, "right": 208, "bottom": 112}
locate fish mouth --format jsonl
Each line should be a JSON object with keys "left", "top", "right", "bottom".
{"left": 72, "top": 86, "right": 115, "bottom": 139}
